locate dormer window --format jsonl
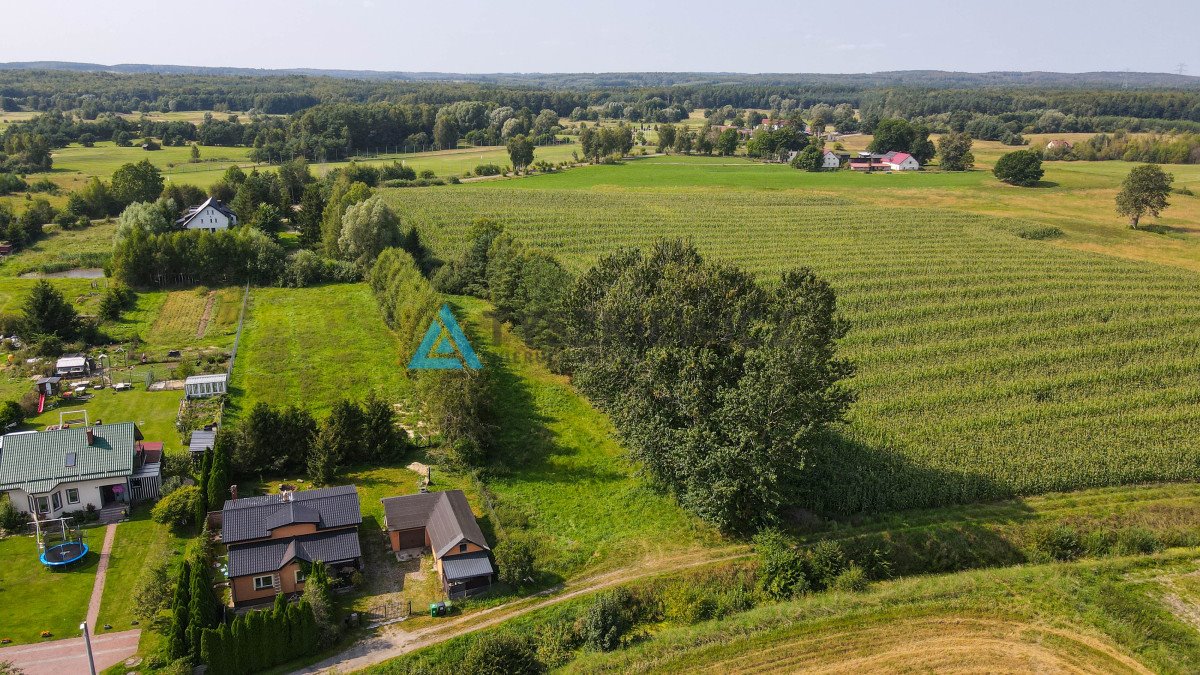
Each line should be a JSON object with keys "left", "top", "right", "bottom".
{"left": 458, "top": 543, "right": 468, "bottom": 553}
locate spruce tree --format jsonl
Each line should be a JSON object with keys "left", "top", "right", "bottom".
{"left": 186, "top": 563, "right": 217, "bottom": 661}
{"left": 167, "top": 560, "right": 191, "bottom": 659}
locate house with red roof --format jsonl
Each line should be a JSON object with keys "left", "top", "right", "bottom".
{"left": 884, "top": 151, "right": 920, "bottom": 171}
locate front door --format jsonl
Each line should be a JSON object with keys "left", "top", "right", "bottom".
{"left": 100, "top": 485, "right": 115, "bottom": 506}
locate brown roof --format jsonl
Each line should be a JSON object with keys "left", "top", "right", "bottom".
{"left": 381, "top": 490, "right": 490, "bottom": 558}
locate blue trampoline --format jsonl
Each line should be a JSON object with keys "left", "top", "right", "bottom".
{"left": 41, "top": 541, "right": 89, "bottom": 567}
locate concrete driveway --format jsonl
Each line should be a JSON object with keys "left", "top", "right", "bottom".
{"left": 0, "top": 629, "right": 140, "bottom": 675}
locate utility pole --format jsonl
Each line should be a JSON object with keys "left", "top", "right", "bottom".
{"left": 80, "top": 622, "right": 97, "bottom": 675}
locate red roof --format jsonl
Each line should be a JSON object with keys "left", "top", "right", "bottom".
{"left": 888, "top": 152, "right": 914, "bottom": 164}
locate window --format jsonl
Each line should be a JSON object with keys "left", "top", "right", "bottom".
{"left": 295, "top": 569, "right": 307, "bottom": 584}
{"left": 458, "top": 543, "right": 468, "bottom": 553}
{"left": 66, "top": 488, "right": 80, "bottom": 505}
{"left": 131, "top": 479, "right": 142, "bottom": 489}
{"left": 51, "top": 491, "right": 62, "bottom": 511}
{"left": 35, "top": 496, "right": 49, "bottom": 513}
{"left": 253, "top": 575, "right": 274, "bottom": 591}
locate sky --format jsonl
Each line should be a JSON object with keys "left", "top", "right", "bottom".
{"left": 2, "top": 0, "right": 1198, "bottom": 75}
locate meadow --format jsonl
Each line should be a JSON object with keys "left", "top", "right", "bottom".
{"left": 386, "top": 157, "right": 1200, "bottom": 513}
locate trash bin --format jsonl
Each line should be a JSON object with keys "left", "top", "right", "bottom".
{"left": 429, "top": 603, "right": 438, "bottom": 617}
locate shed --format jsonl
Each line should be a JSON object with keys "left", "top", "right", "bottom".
{"left": 185, "top": 373, "right": 228, "bottom": 398}
{"left": 36, "top": 376, "right": 61, "bottom": 397}
{"left": 189, "top": 429, "right": 217, "bottom": 456}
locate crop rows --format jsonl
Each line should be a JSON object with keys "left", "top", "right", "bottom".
{"left": 390, "top": 186, "right": 1200, "bottom": 513}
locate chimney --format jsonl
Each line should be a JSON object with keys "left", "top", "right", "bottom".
{"left": 230, "top": 484, "right": 238, "bottom": 501}
{"left": 86, "top": 429, "right": 94, "bottom": 446}
{"left": 281, "top": 490, "right": 292, "bottom": 503}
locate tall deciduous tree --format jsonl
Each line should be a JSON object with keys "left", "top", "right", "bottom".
{"left": 992, "top": 150, "right": 1045, "bottom": 187}
{"left": 1116, "top": 164, "right": 1174, "bottom": 229}
{"left": 506, "top": 134, "right": 535, "bottom": 173}
{"left": 937, "top": 132, "right": 975, "bottom": 171}
{"left": 110, "top": 159, "right": 164, "bottom": 207}
{"left": 338, "top": 196, "right": 402, "bottom": 265}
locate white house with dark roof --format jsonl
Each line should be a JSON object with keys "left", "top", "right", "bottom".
{"left": 381, "top": 489, "right": 495, "bottom": 598}
{"left": 0, "top": 422, "right": 161, "bottom": 521}
{"left": 222, "top": 485, "right": 363, "bottom": 606}
{"left": 176, "top": 197, "right": 238, "bottom": 232}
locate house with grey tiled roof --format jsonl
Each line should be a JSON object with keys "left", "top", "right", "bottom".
{"left": 176, "top": 197, "right": 238, "bottom": 232}
{"left": 0, "top": 422, "right": 161, "bottom": 520}
{"left": 381, "top": 490, "right": 495, "bottom": 599}
{"left": 221, "top": 485, "right": 363, "bottom": 606}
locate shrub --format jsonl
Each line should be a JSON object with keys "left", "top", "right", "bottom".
{"left": 830, "top": 564, "right": 869, "bottom": 592}
{"left": 494, "top": 533, "right": 537, "bottom": 587}
{"left": 151, "top": 485, "right": 199, "bottom": 527}
{"left": 474, "top": 164, "right": 503, "bottom": 176}
{"left": 753, "top": 529, "right": 810, "bottom": 600}
{"left": 533, "top": 619, "right": 580, "bottom": 670}
{"left": 419, "top": 169, "right": 436, "bottom": 180}
{"left": 579, "top": 588, "right": 632, "bottom": 651}
{"left": 462, "top": 632, "right": 544, "bottom": 675}
{"left": 1015, "top": 225, "right": 1063, "bottom": 240}
{"left": 807, "top": 540, "right": 848, "bottom": 591}
{"left": 661, "top": 583, "right": 717, "bottom": 625}
{"left": 0, "top": 495, "right": 28, "bottom": 532}
{"left": 0, "top": 400, "right": 23, "bottom": 429}
{"left": 28, "top": 179, "right": 59, "bottom": 195}
{"left": 0, "top": 173, "right": 27, "bottom": 195}
{"left": 1027, "top": 524, "right": 1083, "bottom": 562}
{"left": 1113, "top": 527, "right": 1163, "bottom": 556}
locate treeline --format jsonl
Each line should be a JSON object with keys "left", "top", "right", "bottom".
{"left": 1048, "top": 131, "right": 1200, "bottom": 164}
{"left": 424, "top": 225, "right": 854, "bottom": 532}
{"left": 200, "top": 592, "right": 320, "bottom": 675}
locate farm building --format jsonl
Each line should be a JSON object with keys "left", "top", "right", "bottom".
{"left": 849, "top": 151, "right": 920, "bottom": 171}
{"left": 381, "top": 490, "right": 496, "bottom": 599}
{"left": 176, "top": 197, "right": 238, "bottom": 232}
{"left": 1046, "top": 139, "right": 1073, "bottom": 150}
{"left": 185, "top": 373, "right": 228, "bottom": 398}
{"left": 0, "top": 422, "right": 162, "bottom": 521}
{"left": 55, "top": 354, "right": 93, "bottom": 378}
{"left": 822, "top": 150, "right": 843, "bottom": 168}
{"left": 221, "top": 485, "right": 363, "bottom": 606}
{"left": 884, "top": 151, "right": 920, "bottom": 170}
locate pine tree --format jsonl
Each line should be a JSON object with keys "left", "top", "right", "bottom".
{"left": 306, "top": 427, "right": 339, "bottom": 486}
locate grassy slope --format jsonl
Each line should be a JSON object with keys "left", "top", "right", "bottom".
{"left": 388, "top": 160, "right": 1200, "bottom": 512}
{"left": 563, "top": 552, "right": 1200, "bottom": 674}
{"left": 0, "top": 530, "right": 99, "bottom": 644}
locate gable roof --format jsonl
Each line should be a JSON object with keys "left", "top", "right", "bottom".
{"left": 227, "top": 529, "right": 362, "bottom": 577}
{"left": 175, "top": 197, "right": 237, "bottom": 228}
{"left": 887, "top": 152, "right": 915, "bottom": 165}
{"left": 0, "top": 423, "right": 140, "bottom": 494}
{"left": 222, "top": 485, "right": 362, "bottom": 544}
{"left": 381, "top": 490, "right": 490, "bottom": 558}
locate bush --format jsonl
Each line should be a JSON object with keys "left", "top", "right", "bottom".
{"left": 28, "top": 179, "right": 59, "bottom": 195}
{"left": 1027, "top": 524, "right": 1083, "bottom": 562}
{"left": 0, "top": 173, "right": 27, "bottom": 195}
{"left": 579, "top": 588, "right": 632, "bottom": 652}
{"left": 494, "top": 533, "right": 537, "bottom": 587}
{"left": 151, "top": 485, "right": 199, "bottom": 527}
{"left": 1113, "top": 527, "right": 1163, "bottom": 556}
{"left": 474, "top": 164, "right": 503, "bottom": 176}
{"left": 0, "top": 495, "right": 28, "bottom": 532}
{"left": 419, "top": 169, "right": 436, "bottom": 179}
{"left": 807, "top": 540, "right": 848, "bottom": 591}
{"left": 0, "top": 399, "right": 23, "bottom": 429}
{"left": 462, "top": 632, "right": 544, "bottom": 675}
{"left": 660, "top": 584, "right": 717, "bottom": 625}
{"left": 1016, "top": 225, "right": 1064, "bottom": 240}
{"left": 830, "top": 564, "right": 869, "bottom": 592}
{"left": 753, "top": 529, "right": 810, "bottom": 600}
{"left": 533, "top": 619, "right": 580, "bottom": 670}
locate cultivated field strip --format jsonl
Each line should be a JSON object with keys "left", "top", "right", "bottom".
{"left": 391, "top": 187, "right": 1200, "bottom": 512}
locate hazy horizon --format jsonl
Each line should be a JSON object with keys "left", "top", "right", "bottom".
{"left": 3, "top": 0, "right": 1198, "bottom": 76}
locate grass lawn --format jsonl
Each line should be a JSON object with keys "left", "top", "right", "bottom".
{"left": 227, "top": 284, "right": 410, "bottom": 418}
{"left": 25, "top": 387, "right": 187, "bottom": 453}
{"left": 0, "top": 530, "right": 99, "bottom": 644}
{"left": 95, "top": 507, "right": 188, "bottom": 634}
{"left": 0, "top": 220, "right": 116, "bottom": 277}
{"left": 45, "top": 142, "right": 256, "bottom": 192}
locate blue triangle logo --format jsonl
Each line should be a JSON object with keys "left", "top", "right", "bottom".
{"left": 408, "top": 304, "right": 482, "bottom": 370}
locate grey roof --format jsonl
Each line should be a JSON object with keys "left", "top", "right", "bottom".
{"left": 176, "top": 197, "right": 237, "bottom": 228}
{"left": 0, "top": 423, "right": 140, "bottom": 494}
{"left": 189, "top": 430, "right": 216, "bottom": 454}
{"left": 222, "top": 485, "right": 361, "bottom": 544}
{"left": 185, "top": 374, "right": 228, "bottom": 385}
{"left": 441, "top": 552, "right": 495, "bottom": 581}
{"left": 227, "top": 529, "right": 362, "bottom": 578}
{"left": 381, "top": 490, "right": 490, "bottom": 559}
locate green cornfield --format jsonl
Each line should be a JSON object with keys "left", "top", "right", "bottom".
{"left": 390, "top": 184, "right": 1200, "bottom": 513}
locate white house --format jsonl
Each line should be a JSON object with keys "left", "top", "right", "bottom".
{"left": 0, "top": 423, "right": 161, "bottom": 518}
{"left": 184, "top": 373, "right": 228, "bottom": 399}
{"left": 822, "top": 150, "right": 842, "bottom": 169}
{"left": 176, "top": 197, "right": 238, "bottom": 232}
{"left": 884, "top": 151, "right": 920, "bottom": 171}
{"left": 55, "top": 355, "right": 92, "bottom": 378}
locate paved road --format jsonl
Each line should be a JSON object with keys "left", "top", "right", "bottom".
{"left": 0, "top": 629, "right": 140, "bottom": 675}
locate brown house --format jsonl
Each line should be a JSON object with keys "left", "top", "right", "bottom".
{"left": 222, "top": 485, "right": 363, "bottom": 607}
{"left": 381, "top": 490, "right": 495, "bottom": 599}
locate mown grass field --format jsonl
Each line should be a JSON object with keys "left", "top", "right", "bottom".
{"left": 0, "top": 530, "right": 99, "bottom": 644}
{"left": 386, "top": 157, "right": 1200, "bottom": 513}
{"left": 227, "top": 284, "right": 409, "bottom": 418}
{"left": 95, "top": 507, "right": 188, "bottom": 634}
